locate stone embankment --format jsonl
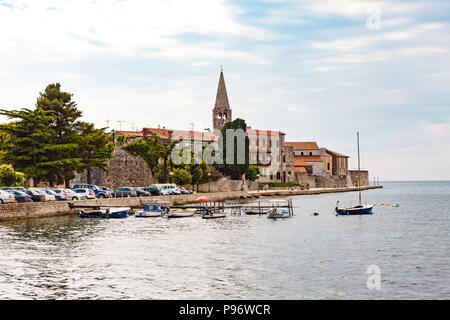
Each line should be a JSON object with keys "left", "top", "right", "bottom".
{"left": 0, "top": 185, "right": 382, "bottom": 221}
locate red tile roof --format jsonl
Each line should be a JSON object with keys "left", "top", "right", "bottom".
{"left": 116, "top": 130, "right": 144, "bottom": 137}
{"left": 294, "top": 158, "right": 313, "bottom": 166}
{"left": 285, "top": 142, "right": 319, "bottom": 150}
{"left": 326, "top": 149, "right": 349, "bottom": 158}
{"left": 294, "top": 167, "right": 307, "bottom": 173}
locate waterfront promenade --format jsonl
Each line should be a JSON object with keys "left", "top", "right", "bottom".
{"left": 0, "top": 185, "right": 382, "bottom": 222}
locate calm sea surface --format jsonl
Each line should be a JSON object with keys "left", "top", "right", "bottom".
{"left": 0, "top": 181, "right": 449, "bottom": 299}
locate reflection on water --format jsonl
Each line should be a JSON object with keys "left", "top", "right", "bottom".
{"left": 0, "top": 181, "right": 449, "bottom": 299}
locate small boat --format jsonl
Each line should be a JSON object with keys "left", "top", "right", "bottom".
{"left": 335, "top": 202, "right": 374, "bottom": 215}
{"left": 135, "top": 204, "right": 165, "bottom": 217}
{"left": 78, "top": 207, "right": 130, "bottom": 219}
{"left": 201, "top": 208, "right": 226, "bottom": 219}
{"left": 242, "top": 208, "right": 266, "bottom": 215}
{"left": 101, "top": 207, "right": 130, "bottom": 219}
{"left": 166, "top": 208, "right": 196, "bottom": 218}
{"left": 77, "top": 209, "right": 107, "bottom": 218}
{"left": 267, "top": 207, "right": 291, "bottom": 219}
{"left": 335, "top": 132, "right": 375, "bottom": 216}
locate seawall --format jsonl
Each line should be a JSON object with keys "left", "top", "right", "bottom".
{"left": 0, "top": 185, "right": 382, "bottom": 222}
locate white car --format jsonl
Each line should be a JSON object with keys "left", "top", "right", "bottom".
{"left": 0, "top": 190, "right": 16, "bottom": 204}
{"left": 73, "top": 188, "right": 95, "bottom": 199}
{"left": 63, "top": 189, "right": 86, "bottom": 200}
{"left": 31, "top": 188, "right": 56, "bottom": 201}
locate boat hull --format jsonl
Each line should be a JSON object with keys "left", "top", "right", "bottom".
{"left": 335, "top": 205, "right": 374, "bottom": 215}
{"left": 202, "top": 214, "right": 226, "bottom": 219}
{"left": 167, "top": 209, "right": 196, "bottom": 218}
{"left": 136, "top": 211, "right": 162, "bottom": 217}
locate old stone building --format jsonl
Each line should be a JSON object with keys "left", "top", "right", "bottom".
{"left": 285, "top": 142, "right": 325, "bottom": 177}
{"left": 320, "top": 148, "right": 333, "bottom": 175}
{"left": 326, "top": 149, "right": 349, "bottom": 176}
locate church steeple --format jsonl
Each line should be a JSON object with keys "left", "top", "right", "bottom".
{"left": 212, "top": 69, "right": 232, "bottom": 131}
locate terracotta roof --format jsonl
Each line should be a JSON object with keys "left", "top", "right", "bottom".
{"left": 294, "top": 156, "right": 323, "bottom": 163}
{"left": 326, "top": 149, "right": 349, "bottom": 158}
{"left": 247, "top": 129, "right": 285, "bottom": 136}
{"left": 294, "top": 167, "right": 307, "bottom": 173}
{"left": 143, "top": 128, "right": 171, "bottom": 140}
{"left": 294, "top": 158, "right": 313, "bottom": 166}
{"left": 171, "top": 129, "right": 218, "bottom": 142}
{"left": 116, "top": 130, "right": 144, "bottom": 137}
{"left": 285, "top": 142, "right": 319, "bottom": 150}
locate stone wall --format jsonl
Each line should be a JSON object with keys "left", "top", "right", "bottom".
{"left": 71, "top": 148, "right": 156, "bottom": 189}
{"left": 187, "top": 178, "right": 259, "bottom": 193}
{"left": 349, "top": 170, "right": 369, "bottom": 186}
{"left": 295, "top": 172, "right": 352, "bottom": 188}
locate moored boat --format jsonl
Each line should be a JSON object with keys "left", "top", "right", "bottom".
{"left": 335, "top": 132, "right": 375, "bottom": 216}
{"left": 77, "top": 207, "right": 130, "bottom": 219}
{"left": 101, "top": 207, "right": 130, "bottom": 219}
{"left": 267, "top": 207, "right": 291, "bottom": 219}
{"left": 335, "top": 202, "right": 374, "bottom": 215}
{"left": 166, "top": 208, "right": 196, "bottom": 218}
{"left": 135, "top": 204, "right": 164, "bottom": 217}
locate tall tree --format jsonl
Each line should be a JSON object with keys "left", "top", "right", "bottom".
{"left": 35, "top": 83, "right": 83, "bottom": 186}
{"left": 0, "top": 108, "right": 57, "bottom": 186}
{"left": 214, "top": 118, "right": 250, "bottom": 180}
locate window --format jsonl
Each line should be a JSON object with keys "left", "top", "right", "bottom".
{"left": 276, "top": 172, "right": 281, "bottom": 180}
{"left": 223, "top": 113, "right": 227, "bottom": 119}
{"left": 327, "top": 163, "right": 330, "bottom": 170}
{"left": 301, "top": 152, "right": 304, "bottom": 155}
{"left": 283, "top": 156, "right": 286, "bottom": 163}
{"left": 309, "top": 152, "right": 312, "bottom": 156}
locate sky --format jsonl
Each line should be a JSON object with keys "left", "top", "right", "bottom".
{"left": 0, "top": 0, "right": 449, "bottom": 181}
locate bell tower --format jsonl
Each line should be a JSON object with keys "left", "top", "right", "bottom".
{"left": 212, "top": 69, "right": 232, "bottom": 132}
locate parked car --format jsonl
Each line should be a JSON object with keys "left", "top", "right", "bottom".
{"left": 112, "top": 187, "right": 137, "bottom": 198}
{"left": 179, "top": 187, "right": 193, "bottom": 194}
{"left": 0, "top": 190, "right": 16, "bottom": 203}
{"left": 35, "top": 189, "right": 56, "bottom": 201}
{"left": 153, "top": 184, "right": 181, "bottom": 195}
{"left": 9, "top": 190, "right": 32, "bottom": 202}
{"left": 72, "top": 184, "right": 111, "bottom": 198}
{"left": 73, "top": 188, "right": 96, "bottom": 199}
{"left": 44, "top": 189, "right": 67, "bottom": 201}
{"left": 63, "top": 189, "right": 85, "bottom": 200}
{"left": 142, "top": 186, "right": 162, "bottom": 196}
{"left": 0, "top": 187, "right": 14, "bottom": 192}
{"left": 133, "top": 187, "right": 151, "bottom": 197}
{"left": 51, "top": 188, "right": 82, "bottom": 201}
{"left": 24, "top": 189, "right": 46, "bottom": 202}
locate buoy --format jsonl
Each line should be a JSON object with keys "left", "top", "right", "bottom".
{"left": 313, "top": 212, "right": 319, "bottom": 216}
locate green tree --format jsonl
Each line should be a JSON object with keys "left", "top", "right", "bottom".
{"left": 0, "top": 164, "right": 25, "bottom": 187}
{"left": 246, "top": 166, "right": 260, "bottom": 181}
{"left": 0, "top": 108, "right": 58, "bottom": 186}
{"left": 77, "top": 122, "right": 114, "bottom": 184}
{"left": 172, "top": 168, "right": 192, "bottom": 186}
{"left": 35, "top": 83, "right": 85, "bottom": 186}
{"left": 214, "top": 118, "right": 250, "bottom": 180}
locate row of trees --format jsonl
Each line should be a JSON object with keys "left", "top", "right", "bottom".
{"left": 0, "top": 84, "right": 114, "bottom": 187}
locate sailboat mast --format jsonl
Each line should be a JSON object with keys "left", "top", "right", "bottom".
{"left": 357, "top": 132, "right": 362, "bottom": 206}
